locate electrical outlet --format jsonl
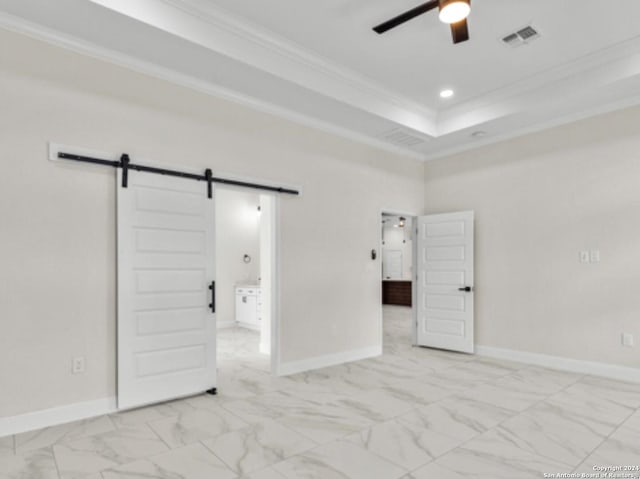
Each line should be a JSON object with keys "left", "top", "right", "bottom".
{"left": 590, "top": 250, "right": 600, "bottom": 263}
{"left": 72, "top": 357, "right": 85, "bottom": 374}
{"left": 579, "top": 251, "right": 590, "bottom": 263}
{"left": 622, "top": 333, "right": 634, "bottom": 348}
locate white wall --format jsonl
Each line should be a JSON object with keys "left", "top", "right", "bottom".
{"left": 424, "top": 106, "right": 640, "bottom": 369}
{"left": 0, "top": 29, "right": 424, "bottom": 419}
{"left": 215, "top": 188, "right": 261, "bottom": 327}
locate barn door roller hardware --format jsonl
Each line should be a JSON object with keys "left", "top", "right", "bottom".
{"left": 57, "top": 152, "right": 300, "bottom": 198}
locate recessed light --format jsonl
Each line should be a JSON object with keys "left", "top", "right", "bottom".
{"left": 440, "top": 89, "right": 454, "bottom": 99}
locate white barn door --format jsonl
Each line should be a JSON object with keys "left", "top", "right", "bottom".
{"left": 117, "top": 169, "right": 216, "bottom": 410}
{"left": 416, "top": 211, "right": 474, "bottom": 353}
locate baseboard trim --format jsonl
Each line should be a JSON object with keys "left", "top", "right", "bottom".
{"left": 236, "top": 322, "right": 260, "bottom": 332}
{"left": 7, "top": 346, "right": 634, "bottom": 436}
{"left": 276, "top": 345, "right": 382, "bottom": 376}
{"left": 476, "top": 345, "right": 640, "bottom": 383}
{"left": 216, "top": 321, "right": 235, "bottom": 329}
{"left": 0, "top": 396, "right": 117, "bottom": 437}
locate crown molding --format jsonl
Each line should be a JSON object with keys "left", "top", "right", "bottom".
{"left": 424, "top": 91, "right": 640, "bottom": 162}
{"left": 0, "top": 11, "right": 426, "bottom": 161}
{"left": 164, "top": 0, "right": 436, "bottom": 121}
{"left": 88, "top": 0, "right": 436, "bottom": 137}
{"left": 436, "top": 33, "right": 640, "bottom": 132}
{"left": 166, "top": 0, "right": 640, "bottom": 143}
{"left": 5, "top": 1, "right": 640, "bottom": 163}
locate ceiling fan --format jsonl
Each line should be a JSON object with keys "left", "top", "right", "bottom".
{"left": 373, "top": 0, "right": 472, "bottom": 44}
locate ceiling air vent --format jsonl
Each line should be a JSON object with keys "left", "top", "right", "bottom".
{"left": 517, "top": 25, "right": 539, "bottom": 40}
{"left": 501, "top": 25, "right": 540, "bottom": 48}
{"left": 379, "top": 128, "right": 429, "bottom": 148}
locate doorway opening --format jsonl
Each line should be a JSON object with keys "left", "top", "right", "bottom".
{"left": 110, "top": 150, "right": 287, "bottom": 410}
{"left": 380, "top": 212, "right": 417, "bottom": 353}
{"left": 215, "top": 188, "right": 277, "bottom": 396}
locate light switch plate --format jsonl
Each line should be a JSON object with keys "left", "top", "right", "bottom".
{"left": 590, "top": 250, "right": 600, "bottom": 263}
{"left": 579, "top": 251, "right": 590, "bottom": 263}
{"left": 72, "top": 357, "right": 86, "bottom": 374}
{"left": 622, "top": 333, "right": 634, "bottom": 347}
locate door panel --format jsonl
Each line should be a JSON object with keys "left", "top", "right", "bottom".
{"left": 382, "top": 250, "right": 403, "bottom": 279}
{"left": 117, "top": 169, "right": 216, "bottom": 410}
{"left": 416, "top": 211, "right": 474, "bottom": 353}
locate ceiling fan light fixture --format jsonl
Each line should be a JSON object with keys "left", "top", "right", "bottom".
{"left": 438, "top": 0, "right": 471, "bottom": 24}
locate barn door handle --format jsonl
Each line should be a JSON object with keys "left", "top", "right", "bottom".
{"left": 208, "top": 281, "right": 216, "bottom": 313}
{"left": 458, "top": 286, "right": 472, "bottom": 292}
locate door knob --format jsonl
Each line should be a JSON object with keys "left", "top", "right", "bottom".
{"left": 458, "top": 286, "right": 472, "bottom": 292}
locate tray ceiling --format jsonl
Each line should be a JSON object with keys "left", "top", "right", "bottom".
{"left": 1, "top": 0, "right": 640, "bottom": 160}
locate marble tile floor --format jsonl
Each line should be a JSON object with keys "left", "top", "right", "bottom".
{"left": 2, "top": 306, "right": 640, "bottom": 478}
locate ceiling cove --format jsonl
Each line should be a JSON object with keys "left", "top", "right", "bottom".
{"left": 1, "top": 0, "right": 640, "bottom": 160}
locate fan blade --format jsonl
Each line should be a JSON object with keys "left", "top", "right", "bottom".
{"left": 450, "top": 19, "right": 470, "bottom": 44}
{"left": 373, "top": 0, "right": 439, "bottom": 34}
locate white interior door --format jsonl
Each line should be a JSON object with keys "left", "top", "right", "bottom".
{"left": 117, "top": 169, "right": 216, "bottom": 410}
{"left": 416, "top": 211, "right": 474, "bottom": 353}
{"left": 383, "top": 250, "right": 403, "bottom": 279}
